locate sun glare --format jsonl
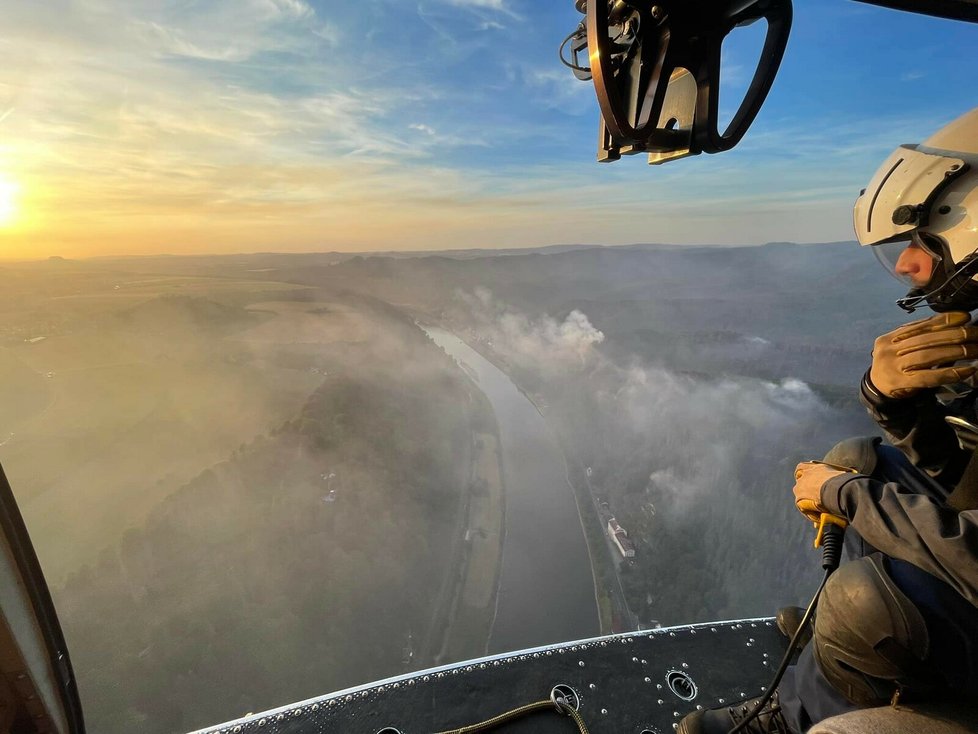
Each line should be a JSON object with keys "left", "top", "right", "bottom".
{"left": 0, "top": 176, "right": 20, "bottom": 227}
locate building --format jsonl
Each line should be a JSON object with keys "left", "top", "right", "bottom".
{"left": 607, "top": 517, "right": 635, "bottom": 558}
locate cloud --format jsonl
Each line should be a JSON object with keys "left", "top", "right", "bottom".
{"left": 445, "top": 0, "right": 519, "bottom": 18}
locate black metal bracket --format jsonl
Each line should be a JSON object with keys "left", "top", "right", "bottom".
{"left": 572, "top": 0, "right": 792, "bottom": 164}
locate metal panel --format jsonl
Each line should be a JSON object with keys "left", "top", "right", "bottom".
{"left": 194, "top": 619, "right": 784, "bottom": 734}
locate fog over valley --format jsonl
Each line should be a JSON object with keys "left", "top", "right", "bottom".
{"left": 0, "top": 242, "right": 908, "bottom": 732}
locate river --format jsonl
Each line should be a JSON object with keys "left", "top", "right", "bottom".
{"left": 425, "top": 328, "right": 600, "bottom": 654}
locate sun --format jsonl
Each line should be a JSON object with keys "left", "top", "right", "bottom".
{"left": 0, "top": 175, "right": 21, "bottom": 228}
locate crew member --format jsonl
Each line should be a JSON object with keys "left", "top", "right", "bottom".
{"left": 680, "top": 108, "right": 978, "bottom": 733}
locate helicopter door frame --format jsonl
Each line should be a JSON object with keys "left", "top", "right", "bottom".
{"left": 0, "top": 462, "right": 85, "bottom": 734}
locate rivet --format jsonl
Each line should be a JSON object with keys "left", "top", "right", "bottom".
{"left": 589, "top": 683, "right": 597, "bottom": 690}
{"left": 579, "top": 661, "right": 585, "bottom": 667}
{"left": 657, "top": 699, "right": 664, "bottom": 705}
{"left": 601, "top": 708, "right": 608, "bottom": 715}
{"left": 682, "top": 663, "right": 689, "bottom": 669}
{"left": 644, "top": 677, "right": 651, "bottom": 683}
{"left": 719, "top": 698, "right": 725, "bottom": 704}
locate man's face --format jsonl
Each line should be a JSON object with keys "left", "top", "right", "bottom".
{"left": 895, "top": 240, "right": 938, "bottom": 288}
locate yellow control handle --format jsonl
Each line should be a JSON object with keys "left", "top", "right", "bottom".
{"left": 814, "top": 512, "right": 848, "bottom": 549}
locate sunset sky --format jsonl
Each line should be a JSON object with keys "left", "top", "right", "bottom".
{"left": 1, "top": 0, "right": 977, "bottom": 259}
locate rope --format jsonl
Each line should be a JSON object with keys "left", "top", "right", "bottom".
{"left": 434, "top": 697, "right": 589, "bottom": 734}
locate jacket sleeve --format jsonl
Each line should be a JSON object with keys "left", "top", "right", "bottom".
{"left": 821, "top": 473, "right": 978, "bottom": 606}
{"left": 859, "top": 370, "right": 970, "bottom": 484}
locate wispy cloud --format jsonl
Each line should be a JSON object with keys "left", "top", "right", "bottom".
{"left": 0, "top": 0, "right": 975, "bottom": 257}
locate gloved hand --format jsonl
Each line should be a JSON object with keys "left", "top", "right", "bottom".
{"left": 793, "top": 462, "right": 850, "bottom": 522}
{"left": 869, "top": 312, "right": 978, "bottom": 399}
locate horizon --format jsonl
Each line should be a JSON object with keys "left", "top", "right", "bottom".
{"left": 0, "top": 238, "right": 864, "bottom": 265}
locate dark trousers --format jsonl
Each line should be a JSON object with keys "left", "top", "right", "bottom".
{"left": 778, "top": 445, "right": 978, "bottom": 732}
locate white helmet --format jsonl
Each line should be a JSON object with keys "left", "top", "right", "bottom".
{"left": 854, "top": 107, "right": 978, "bottom": 312}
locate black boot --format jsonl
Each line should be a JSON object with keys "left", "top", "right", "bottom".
{"left": 676, "top": 692, "right": 796, "bottom": 734}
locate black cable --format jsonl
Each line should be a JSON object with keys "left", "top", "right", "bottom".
{"left": 559, "top": 25, "right": 590, "bottom": 74}
{"left": 726, "top": 523, "right": 845, "bottom": 734}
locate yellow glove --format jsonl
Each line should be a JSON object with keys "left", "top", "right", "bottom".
{"left": 869, "top": 312, "right": 978, "bottom": 399}
{"left": 793, "top": 461, "right": 851, "bottom": 522}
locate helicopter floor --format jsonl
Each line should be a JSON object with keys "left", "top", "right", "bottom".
{"left": 195, "top": 618, "right": 784, "bottom": 734}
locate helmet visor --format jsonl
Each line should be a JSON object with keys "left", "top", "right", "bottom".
{"left": 872, "top": 234, "right": 943, "bottom": 287}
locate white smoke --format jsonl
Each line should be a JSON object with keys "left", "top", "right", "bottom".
{"left": 458, "top": 289, "right": 604, "bottom": 366}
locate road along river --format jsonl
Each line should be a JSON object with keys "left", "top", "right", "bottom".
{"left": 425, "top": 328, "right": 600, "bottom": 654}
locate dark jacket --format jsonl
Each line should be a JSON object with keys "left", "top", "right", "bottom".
{"left": 819, "top": 373, "right": 978, "bottom": 606}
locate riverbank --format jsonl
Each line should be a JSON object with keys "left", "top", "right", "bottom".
{"left": 435, "top": 430, "right": 505, "bottom": 663}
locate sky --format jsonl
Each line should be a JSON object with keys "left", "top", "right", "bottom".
{"left": 0, "top": 0, "right": 977, "bottom": 258}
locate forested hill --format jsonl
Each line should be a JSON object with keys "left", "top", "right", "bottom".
{"left": 52, "top": 293, "right": 490, "bottom": 734}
